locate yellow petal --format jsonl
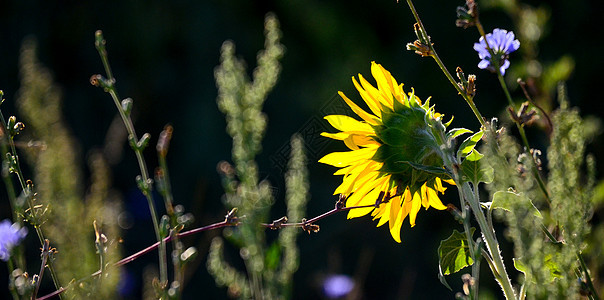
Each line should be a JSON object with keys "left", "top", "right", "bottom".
{"left": 421, "top": 183, "right": 430, "bottom": 209}
{"left": 338, "top": 91, "right": 379, "bottom": 125}
{"left": 370, "top": 62, "right": 396, "bottom": 109}
{"left": 388, "top": 194, "right": 402, "bottom": 230}
{"left": 334, "top": 161, "right": 379, "bottom": 194}
{"left": 346, "top": 206, "right": 374, "bottom": 219}
{"left": 347, "top": 180, "right": 385, "bottom": 219}
{"left": 324, "top": 115, "right": 374, "bottom": 133}
{"left": 408, "top": 191, "right": 422, "bottom": 227}
{"left": 346, "top": 173, "right": 384, "bottom": 208}
{"left": 427, "top": 187, "right": 447, "bottom": 210}
{"left": 353, "top": 76, "right": 382, "bottom": 116}
{"left": 389, "top": 193, "right": 412, "bottom": 243}
{"left": 318, "top": 147, "right": 376, "bottom": 168}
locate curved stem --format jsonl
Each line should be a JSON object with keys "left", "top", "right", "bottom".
{"left": 404, "top": 0, "right": 486, "bottom": 128}
{"left": 94, "top": 31, "right": 168, "bottom": 286}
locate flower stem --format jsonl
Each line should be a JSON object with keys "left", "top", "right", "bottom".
{"left": 462, "top": 182, "right": 516, "bottom": 299}
{"left": 404, "top": 0, "right": 486, "bottom": 128}
{"left": 94, "top": 30, "right": 168, "bottom": 287}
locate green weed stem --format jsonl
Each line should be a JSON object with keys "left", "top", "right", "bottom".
{"left": 0, "top": 110, "right": 63, "bottom": 298}
{"left": 93, "top": 30, "right": 168, "bottom": 287}
{"left": 404, "top": 0, "right": 486, "bottom": 128}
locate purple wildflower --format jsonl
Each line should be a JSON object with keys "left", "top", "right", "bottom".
{"left": 473, "top": 28, "right": 520, "bottom": 75}
{"left": 0, "top": 219, "right": 27, "bottom": 262}
{"left": 323, "top": 274, "right": 355, "bottom": 299}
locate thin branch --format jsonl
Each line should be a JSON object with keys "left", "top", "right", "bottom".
{"left": 37, "top": 199, "right": 374, "bottom": 300}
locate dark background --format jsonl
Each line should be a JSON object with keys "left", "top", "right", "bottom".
{"left": 1, "top": 0, "right": 603, "bottom": 299}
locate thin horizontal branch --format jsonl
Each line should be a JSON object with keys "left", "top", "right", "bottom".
{"left": 37, "top": 197, "right": 372, "bottom": 300}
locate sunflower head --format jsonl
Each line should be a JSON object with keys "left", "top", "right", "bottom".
{"left": 319, "top": 62, "right": 452, "bottom": 242}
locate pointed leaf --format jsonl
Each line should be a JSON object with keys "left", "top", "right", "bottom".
{"left": 491, "top": 191, "right": 542, "bottom": 218}
{"left": 438, "top": 228, "right": 475, "bottom": 276}
{"left": 460, "top": 149, "right": 494, "bottom": 184}
{"left": 438, "top": 267, "right": 453, "bottom": 291}
{"left": 446, "top": 128, "right": 473, "bottom": 140}
{"left": 457, "top": 130, "right": 483, "bottom": 159}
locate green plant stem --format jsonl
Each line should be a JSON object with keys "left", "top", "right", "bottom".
{"left": 0, "top": 112, "right": 63, "bottom": 298}
{"left": 578, "top": 252, "right": 600, "bottom": 300}
{"left": 471, "top": 184, "right": 482, "bottom": 300}
{"left": 0, "top": 138, "right": 20, "bottom": 224}
{"left": 94, "top": 33, "right": 168, "bottom": 286}
{"left": 454, "top": 184, "right": 479, "bottom": 299}
{"left": 462, "top": 182, "right": 516, "bottom": 299}
{"left": 518, "top": 281, "right": 526, "bottom": 300}
{"left": 404, "top": 0, "right": 486, "bottom": 128}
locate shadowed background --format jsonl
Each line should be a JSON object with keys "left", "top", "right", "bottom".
{"left": 1, "top": 0, "right": 603, "bottom": 298}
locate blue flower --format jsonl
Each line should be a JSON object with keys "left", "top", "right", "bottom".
{"left": 473, "top": 28, "right": 520, "bottom": 75}
{"left": 0, "top": 219, "right": 27, "bottom": 262}
{"left": 322, "top": 274, "right": 355, "bottom": 299}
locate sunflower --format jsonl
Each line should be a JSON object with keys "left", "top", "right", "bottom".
{"left": 319, "top": 62, "right": 452, "bottom": 243}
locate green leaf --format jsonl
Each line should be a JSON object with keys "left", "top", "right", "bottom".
{"left": 457, "top": 130, "right": 483, "bottom": 159}
{"left": 446, "top": 128, "right": 472, "bottom": 140}
{"left": 438, "top": 228, "right": 475, "bottom": 277}
{"left": 491, "top": 191, "right": 543, "bottom": 219}
{"left": 460, "top": 149, "right": 494, "bottom": 184}
{"left": 438, "top": 267, "right": 453, "bottom": 291}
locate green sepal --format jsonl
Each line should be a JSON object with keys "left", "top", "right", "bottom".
{"left": 457, "top": 130, "right": 483, "bottom": 159}
{"left": 438, "top": 228, "right": 475, "bottom": 276}
{"left": 378, "top": 127, "right": 411, "bottom": 146}
{"left": 490, "top": 191, "right": 542, "bottom": 219}
{"left": 403, "top": 161, "right": 451, "bottom": 177}
{"left": 460, "top": 149, "right": 494, "bottom": 184}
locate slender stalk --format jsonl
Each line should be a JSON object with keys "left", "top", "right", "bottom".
{"left": 578, "top": 252, "right": 600, "bottom": 300}
{"left": 462, "top": 182, "right": 516, "bottom": 299}
{"left": 471, "top": 184, "right": 483, "bottom": 300}
{"left": 37, "top": 202, "right": 374, "bottom": 300}
{"left": 33, "top": 240, "right": 50, "bottom": 300}
{"left": 404, "top": 0, "right": 486, "bottom": 128}
{"left": 0, "top": 111, "right": 63, "bottom": 297}
{"left": 518, "top": 282, "right": 526, "bottom": 300}
{"left": 93, "top": 30, "right": 168, "bottom": 286}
